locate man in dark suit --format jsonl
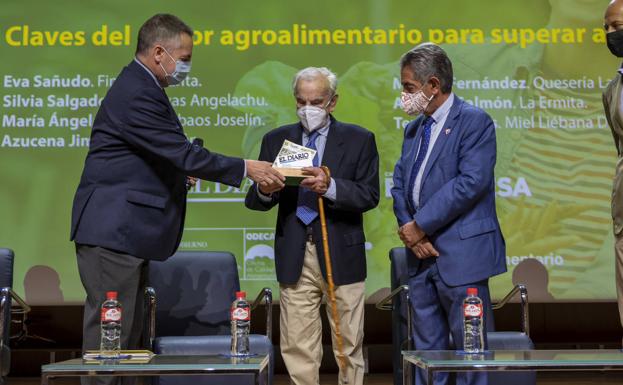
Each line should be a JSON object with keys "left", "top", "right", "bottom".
{"left": 245, "top": 67, "right": 379, "bottom": 385}
{"left": 70, "top": 14, "right": 283, "bottom": 379}
{"left": 391, "top": 43, "right": 506, "bottom": 385}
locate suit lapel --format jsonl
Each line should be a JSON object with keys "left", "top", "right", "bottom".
{"left": 130, "top": 60, "right": 184, "bottom": 131}
{"left": 420, "top": 97, "right": 461, "bottom": 183}
{"left": 322, "top": 118, "right": 344, "bottom": 173}
{"left": 287, "top": 124, "right": 303, "bottom": 145}
{"left": 164, "top": 91, "right": 184, "bottom": 130}
{"left": 612, "top": 74, "right": 623, "bottom": 146}
{"left": 274, "top": 124, "right": 304, "bottom": 160}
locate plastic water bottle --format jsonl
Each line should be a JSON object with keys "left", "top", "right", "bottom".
{"left": 230, "top": 291, "right": 250, "bottom": 356}
{"left": 463, "top": 287, "right": 484, "bottom": 353}
{"left": 100, "top": 291, "right": 122, "bottom": 357}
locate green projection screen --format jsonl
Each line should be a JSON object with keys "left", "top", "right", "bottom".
{"left": 0, "top": 0, "right": 619, "bottom": 304}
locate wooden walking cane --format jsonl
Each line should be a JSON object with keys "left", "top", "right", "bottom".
{"left": 317, "top": 165, "right": 349, "bottom": 384}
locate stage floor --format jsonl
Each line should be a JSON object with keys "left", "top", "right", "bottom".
{"left": 6, "top": 372, "right": 623, "bottom": 384}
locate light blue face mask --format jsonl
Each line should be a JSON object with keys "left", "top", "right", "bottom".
{"left": 160, "top": 47, "right": 191, "bottom": 86}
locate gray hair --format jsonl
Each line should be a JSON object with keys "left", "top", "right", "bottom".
{"left": 292, "top": 67, "right": 338, "bottom": 96}
{"left": 400, "top": 43, "right": 453, "bottom": 94}
{"left": 136, "top": 14, "right": 193, "bottom": 55}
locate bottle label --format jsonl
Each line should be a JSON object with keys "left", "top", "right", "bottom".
{"left": 102, "top": 308, "right": 121, "bottom": 322}
{"left": 231, "top": 307, "right": 250, "bottom": 321}
{"left": 463, "top": 303, "right": 482, "bottom": 318}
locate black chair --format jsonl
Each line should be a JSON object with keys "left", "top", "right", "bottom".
{"left": 0, "top": 249, "right": 14, "bottom": 383}
{"left": 144, "top": 250, "right": 274, "bottom": 385}
{"left": 376, "top": 247, "right": 535, "bottom": 385}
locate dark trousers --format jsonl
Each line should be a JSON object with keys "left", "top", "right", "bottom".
{"left": 409, "top": 259, "right": 493, "bottom": 385}
{"left": 76, "top": 243, "right": 149, "bottom": 385}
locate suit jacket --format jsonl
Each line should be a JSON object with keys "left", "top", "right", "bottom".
{"left": 391, "top": 96, "right": 506, "bottom": 286}
{"left": 71, "top": 60, "right": 245, "bottom": 261}
{"left": 603, "top": 72, "right": 623, "bottom": 235}
{"left": 245, "top": 117, "right": 379, "bottom": 285}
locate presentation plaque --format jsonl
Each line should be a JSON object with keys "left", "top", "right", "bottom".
{"left": 272, "top": 140, "right": 316, "bottom": 185}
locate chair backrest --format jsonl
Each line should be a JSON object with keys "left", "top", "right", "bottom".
{"left": 389, "top": 247, "right": 410, "bottom": 385}
{"left": 0, "top": 249, "right": 14, "bottom": 289}
{"left": 0, "top": 248, "right": 14, "bottom": 378}
{"left": 148, "top": 251, "right": 240, "bottom": 337}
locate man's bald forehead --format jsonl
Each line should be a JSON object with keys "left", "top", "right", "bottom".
{"left": 608, "top": 0, "right": 623, "bottom": 11}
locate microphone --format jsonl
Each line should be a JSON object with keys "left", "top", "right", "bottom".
{"left": 192, "top": 137, "right": 204, "bottom": 148}
{"left": 186, "top": 138, "right": 204, "bottom": 190}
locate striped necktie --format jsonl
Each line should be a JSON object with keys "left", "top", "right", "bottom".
{"left": 407, "top": 116, "right": 434, "bottom": 212}
{"left": 296, "top": 131, "right": 321, "bottom": 225}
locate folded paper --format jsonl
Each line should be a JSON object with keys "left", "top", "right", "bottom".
{"left": 273, "top": 140, "right": 316, "bottom": 185}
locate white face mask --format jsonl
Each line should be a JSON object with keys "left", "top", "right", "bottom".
{"left": 296, "top": 97, "right": 332, "bottom": 132}
{"left": 160, "top": 48, "right": 191, "bottom": 86}
{"left": 401, "top": 88, "right": 433, "bottom": 116}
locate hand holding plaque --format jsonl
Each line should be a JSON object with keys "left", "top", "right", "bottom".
{"left": 273, "top": 140, "right": 317, "bottom": 186}
{"left": 245, "top": 159, "right": 285, "bottom": 194}
{"left": 300, "top": 167, "right": 331, "bottom": 194}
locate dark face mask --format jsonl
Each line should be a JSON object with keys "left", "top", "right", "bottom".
{"left": 607, "top": 29, "right": 623, "bottom": 57}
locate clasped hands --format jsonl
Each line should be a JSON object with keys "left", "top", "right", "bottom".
{"left": 398, "top": 221, "right": 439, "bottom": 260}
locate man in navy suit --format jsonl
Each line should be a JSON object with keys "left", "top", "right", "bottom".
{"left": 245, "top": 67, "right": 379, "bottom": 385}
{"left": 70, "top": 14, "right": 283, "bottom": 381}
{"left": 391, "top": 43, "right": 506, "bottom": 385}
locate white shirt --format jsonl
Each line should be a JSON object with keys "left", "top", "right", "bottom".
{"left": 412, "top": 93, "right": 455, "bottom": 209}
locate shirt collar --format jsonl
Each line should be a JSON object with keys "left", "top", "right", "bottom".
{"left": 430, "top": 93, "right": 454, "bottom": 124}
{"left": 303, "top": 118, "right": 331, "bottom": 138}
{"left": 618, "top": 67, "right": 623, "bottom": 76}
{"left": 134, "top": 57, "right": 162, "bottom": 88}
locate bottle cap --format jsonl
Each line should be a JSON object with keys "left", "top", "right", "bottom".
{"left": 467, "top": 288, "right": 478, "bottom": 296}
{"left": 236, "top": 291, "right": 246, "bottom": 298}
{"left": 106, "top": 291, "right": 118, "bottom": 300}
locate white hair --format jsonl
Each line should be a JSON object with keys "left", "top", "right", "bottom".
{"left": 292, "top": 67, "right": 338, "bottom": 96}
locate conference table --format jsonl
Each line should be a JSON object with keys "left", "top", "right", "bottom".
{"left": 402, "top": 349, "right": 623, "bottom": 385}
{"left": 41, "top": 354, "right": 269, "bottom": 385}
